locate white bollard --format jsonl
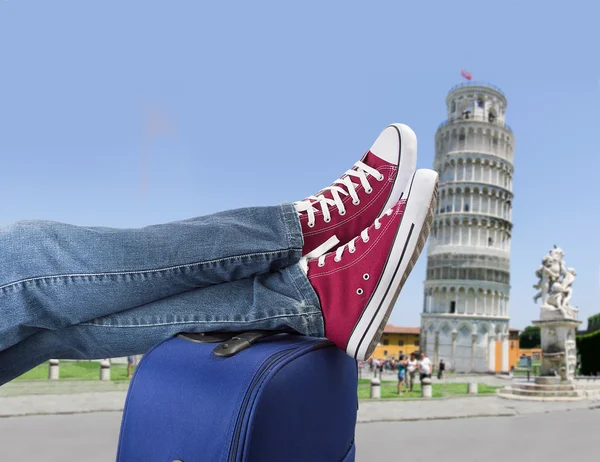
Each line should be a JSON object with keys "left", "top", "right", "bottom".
{"left": 48, "top": 359, "right": 59, "bottom": 380}
{"left": 468, "top": 382, "right": 478, "bottom": 395}
{"left": 421, "top": 377, "right": 433, "bottom": 398}
{"left": 100, "top": 359, "right": 111, "bottom": 381}
{"left": 370, "top": 378, "right": 381, "bottom": 399}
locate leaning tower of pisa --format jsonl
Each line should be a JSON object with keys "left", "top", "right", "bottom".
{"left": 421, "top": 82, "right": 515, "bottom": 373}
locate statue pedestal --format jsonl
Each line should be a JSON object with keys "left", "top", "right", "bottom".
{"left": 533, "top": 317, "right": 581, "bottom": 381}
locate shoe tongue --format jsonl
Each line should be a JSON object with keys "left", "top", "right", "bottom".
{"left": 363, "top": 150, "right": 389, "bottom": 170}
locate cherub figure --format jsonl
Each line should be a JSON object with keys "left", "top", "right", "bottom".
{"left": 534, "top": 246, "right": 577, "bottom": 319}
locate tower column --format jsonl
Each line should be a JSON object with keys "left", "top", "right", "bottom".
{"left": 488, "top": 334, "right": 496, "bottom": 372}
{"left": 471, "top": 334, "right": 478, "bottom": 372}
{"left": 451, "top": 331, "right": 457, "bottom": 371}
{"left": 434, "top": 332, "right": 440, "bottom": 367}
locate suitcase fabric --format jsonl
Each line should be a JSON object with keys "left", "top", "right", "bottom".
{"left": 117, "top": 333, "right": 358, "bottom": 462}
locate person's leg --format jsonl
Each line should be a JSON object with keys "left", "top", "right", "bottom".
{"left": 0, "top": 263, "right": 323, "bottom": 385}
{"left": 0, "top": 164, "right": 435, "bottom": 383}
{"left": 0, "top": 205, "right": 303, "bottom": 352}
{"left": 1, "top": 123, "right": 417, "bottom": 354}
{"left": 2, "top": 165, "right": 436, "bottom": 384}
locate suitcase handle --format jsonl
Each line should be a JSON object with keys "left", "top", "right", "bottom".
{"left": 177, "top": 332, "right": 241, "bottom": 344}
{"left": 177, "top": 330, "right": 295, "bottom": 357}
{"left": 212, "top": 331, "right": 282, "bottom": 357}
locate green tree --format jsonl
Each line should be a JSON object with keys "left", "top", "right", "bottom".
{"left": 519, "top": 326, "right": 541, "bottom": 348}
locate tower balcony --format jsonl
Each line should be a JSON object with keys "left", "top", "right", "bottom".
{"left": 437, "top": 115, "right": 512, "bottom": 133}
{"left": 447, "top": 81, "right": 506, "bottom": 96}
{"left": 427, "top": 245, "right": 511, "bottom": 259}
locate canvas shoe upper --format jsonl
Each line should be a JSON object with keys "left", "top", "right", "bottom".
{"left": 304, "top": 169, "right": 438, "bottom": 360}
{"left": 295, "top": 124, "right": 417, "bottom": 258}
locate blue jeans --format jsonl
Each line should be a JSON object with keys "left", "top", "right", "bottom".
{"left": 0, "top": 204, "right": 324, "bottom": 385}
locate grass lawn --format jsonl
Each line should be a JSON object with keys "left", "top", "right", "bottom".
{"left": 14, "top": 361, "right": 135, "bottom": 382}
{"left": 357, "top": 378, "right": 501, "bottom": 399}
{"left": 14, "top": 362, "right": 501, "bottom": 400}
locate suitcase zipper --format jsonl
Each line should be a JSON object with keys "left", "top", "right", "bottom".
{"left": 227, "top": 340, "right": 331, "bottom": 462}
{"left": 227, "top": 349, "right": 292, "bottom": 462}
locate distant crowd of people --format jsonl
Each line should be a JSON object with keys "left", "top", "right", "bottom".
{"left": 363, "top": 353, "right": 448, "bottom": 395}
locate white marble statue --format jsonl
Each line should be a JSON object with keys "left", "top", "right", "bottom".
{"left": 533, "top": 246, "right": 578, "bottom": 319}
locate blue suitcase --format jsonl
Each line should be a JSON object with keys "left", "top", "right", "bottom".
{"left": 117, "top": 331, "right": 358, "bottom": 462}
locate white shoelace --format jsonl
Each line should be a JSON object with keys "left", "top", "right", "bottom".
{"left": 294, "top": 161, "right": 384, "bottom": 228}
{"left": 299, "top": 208, "right": 393, "bottom": 274}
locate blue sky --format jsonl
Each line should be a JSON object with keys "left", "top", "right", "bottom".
{"left": 1, "top": 1, "right": 599, "bottom": 331}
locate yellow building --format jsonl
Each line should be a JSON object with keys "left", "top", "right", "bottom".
{"left": 373, "top": 325, "right": 532, "bottom": 373}
{"left": 497, "top": 329, "right": 543, "bottom": 372}
{"left": 371, "top": 325, "right": 421, "bottom": 360}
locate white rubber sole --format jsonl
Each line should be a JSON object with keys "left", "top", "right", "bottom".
{"left": 345, "top": 169, "right": 438, "bottom": 361}
{"left": 373, "top": 123, "right": 417, "bottom": 212}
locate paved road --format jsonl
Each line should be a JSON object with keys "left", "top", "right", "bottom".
{"left": 356, "top": 409, "right": 600, "bottom": 460}
{"left": 0, "top": 408, "right": 598, "bottom": 461}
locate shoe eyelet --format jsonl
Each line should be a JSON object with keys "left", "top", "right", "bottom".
{"left": 349, "top": 247, "right": 356, "bottom": 254}
{"left": 356, "top": 288, "right": 364, "bottom": 295}
{"left": 374, "top": 223, "right": 381, "bottom": 230}
{"left": 318, "top": 261, "right": 325, "bottom": 268}
{"left": 377, "top": 175, "right": 385, "bottom": 181}
{"left": 324, "top": 217, "right": 331, "bottom": 223}
{"left": 363, "top": 237, "right": 370, "bottom": 243}
{"left": 363, "top": 273, "right": 370, "bottom": 280}
{"left": 339, "top": 209, "right": 346, "bottom": 216}
{"left": 352, "top": 199, "right": 360, "bottom": 206}
{"left": 307, "top": 221, "right": 315, "bottom": 228}
{"left": 334, "top": 256, "right": 342, "bottom": 263}
{"left": 365, "top": 187, "right": 373, "bottom": 194}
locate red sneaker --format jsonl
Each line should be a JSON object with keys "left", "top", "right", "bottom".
{"left": 295, "top": 124, "right": 417, "bottom": 257}
{"left": 305, "top": 169, "right": 438, "bottom": 360}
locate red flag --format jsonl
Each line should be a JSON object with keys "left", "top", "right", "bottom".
{"left": 460, "top": 69, "right": 472, "bottom": 81}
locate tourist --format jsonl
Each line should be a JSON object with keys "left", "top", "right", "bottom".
{"left": 397, "top": 355, "right": 408, "bottom": 395}
{"left": 418, "top": 352, "right": 433, "bottom": 383}
{"left": 0, "top": 125, "right": 437, "bottom": 386}
{"left": 406, "top": 353, "right": 418, "bottom": 392}
{"left": 127, "top": 356, "right": 135, "bottom": 378}
{"left": 437, "top": 359, "right": 446, "bottom": 380}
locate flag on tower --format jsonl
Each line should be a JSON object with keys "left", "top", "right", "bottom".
{"left": 460, "top": 69, "right": 472, "bottom": 81}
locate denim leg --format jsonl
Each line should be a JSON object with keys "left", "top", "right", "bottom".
{"left": 0, "top": 204, "right": 303, "bottom": 351}
{"left": 0, "top": 264, "right": 324, "bottom": 385}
